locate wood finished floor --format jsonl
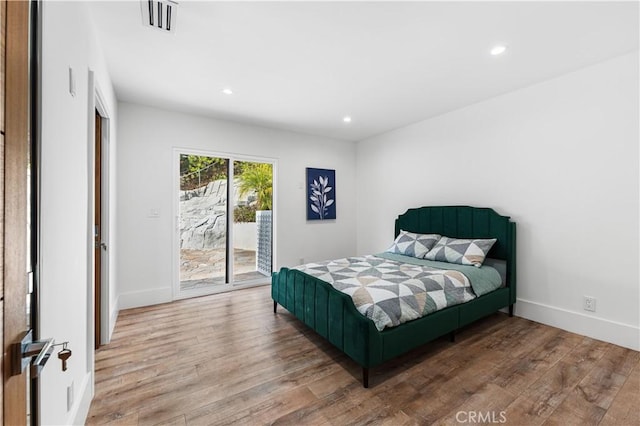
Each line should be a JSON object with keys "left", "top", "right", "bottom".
{"left": 87, "top": 286, "right": 640, "bottom": 426}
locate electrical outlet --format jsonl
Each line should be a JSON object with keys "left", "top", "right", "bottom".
{"left": 583, "top": 296, "right": 596, "bottom": 312}
{"left": 67, "top": 381, "right": 74, "bottom": 412}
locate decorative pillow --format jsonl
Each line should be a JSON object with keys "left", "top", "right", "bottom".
{"left": 386, "top": 230, "right": 441, "bottom": 258}
{"left": 424, "top": 236, "right": 497, "bottom": 267}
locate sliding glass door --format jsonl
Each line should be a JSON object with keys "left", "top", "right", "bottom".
{"left": 179, "top": 154, "right": 229, "bottom": 290}
{"left": 232, "top": 160, "right": 273, "bottom": 283}
{"left": 176, "top": 150, "right": 274, "bottom": 298}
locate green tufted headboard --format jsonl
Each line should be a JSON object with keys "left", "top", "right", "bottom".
{"left": 395, "top": 206, "right": 517, "bottom": 299}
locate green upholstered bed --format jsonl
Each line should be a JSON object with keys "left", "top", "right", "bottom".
{"left": 271, "top": 206, "right": 516, "bottom": 387}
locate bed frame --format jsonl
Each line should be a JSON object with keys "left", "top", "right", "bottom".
{"left": 271, "top": 206, "right": 516, "bottom": 387}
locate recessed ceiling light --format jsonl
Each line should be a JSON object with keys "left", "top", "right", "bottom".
{"left": 343, "top": 116, "right": 352, "bottom": 123}
{"left": 490, "top": 45, "right": 507, "bottom": 56}
{"left": 222, "top": 88, "right": 233, "bottom": 95}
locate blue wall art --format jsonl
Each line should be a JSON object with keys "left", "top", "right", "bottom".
{"left": 306, "top": 168, "right": 336, "bottom": 220}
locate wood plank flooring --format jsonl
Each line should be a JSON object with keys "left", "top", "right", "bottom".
{"left": 87, "top": 286, "right": 639, "bottom": 425}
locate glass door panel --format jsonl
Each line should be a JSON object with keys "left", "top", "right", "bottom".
{"left": 179, "top": 154, "right": 228, "bottom": 291}
{"left": 232, "top": 161, "right": 273, "bottom": 283}
{"left": 176, "top": 152, "right": 274, "bottom": 298}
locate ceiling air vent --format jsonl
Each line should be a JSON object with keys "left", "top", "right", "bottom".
{"left": 140, "top": 0, "right": 178, "bottom": 33}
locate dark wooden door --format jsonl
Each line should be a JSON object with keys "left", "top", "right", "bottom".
{"left": 3, "top": 0, "right": 31, "bottom": 424}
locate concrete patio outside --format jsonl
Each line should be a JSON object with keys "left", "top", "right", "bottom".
{"left": 180, "top": 248, "right": 266, "bottom": 290}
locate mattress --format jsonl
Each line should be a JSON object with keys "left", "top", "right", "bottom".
{"left": 294, "top": 253, "right": 502, "bottom": 331}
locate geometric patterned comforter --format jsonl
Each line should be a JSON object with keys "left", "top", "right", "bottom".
{"left": 294, "top": 255, "right": 476, "bottom": 331}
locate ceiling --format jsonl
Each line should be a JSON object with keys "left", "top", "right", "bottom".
{"left": 88, "top": 1, "right": 639, "bottom": 142}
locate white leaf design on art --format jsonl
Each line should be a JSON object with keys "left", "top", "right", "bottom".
{"left": 308, "top": 173, "right": 335, "bottom": 220}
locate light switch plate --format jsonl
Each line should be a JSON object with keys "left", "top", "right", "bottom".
{"left": 68, "top": 67, "right": 76, "bottom": 97}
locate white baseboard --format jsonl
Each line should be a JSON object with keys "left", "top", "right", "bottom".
{"left": 71, "top": 372, "right": 92, "bottom": 425}
{"left": 118, "top": 286, "right": 172, "bottom": 309}
{"left": 516, "top": 298, "right": 639, "bottom": 351}
{"left": 108, "top": 298, "right": 119, "bottom": 341}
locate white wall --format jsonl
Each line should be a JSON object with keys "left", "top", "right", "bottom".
{"left": 356, "top": 51, "right": 639, "bottom": 350}
{"left": 234, "top": 223, "right": 257, "bottom": 251}
{"left": 116, "top": 102, "right": 357, "bottom": 308}
{"left": 40, "top": 2, "right": 118, "bottom": 424}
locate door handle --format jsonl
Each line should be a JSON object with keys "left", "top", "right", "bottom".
{"left": 100, "top": 242, "right": 108, "bottom": 251}
{"left": 11, "top": 330, "right": 55, "bottom": 377}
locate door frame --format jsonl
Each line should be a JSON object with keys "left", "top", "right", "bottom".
{"left": 29, "top": 0, "right": 43, "bottom": 422}
{"left": 172, "top": 148, "right": 277, "bottom": 300}
{"left": 93, "top": 109, "right": 101, "bottom": 350}
{"left": 86, "top": 72, "right": 112, "bottom": 370}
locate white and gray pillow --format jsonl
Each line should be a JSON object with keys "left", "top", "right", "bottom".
{"left": 424, "top": 236, "right": 497, "bottom": 267}
{"left": 386, "top": 230, "right": 441, "bottom": 258}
